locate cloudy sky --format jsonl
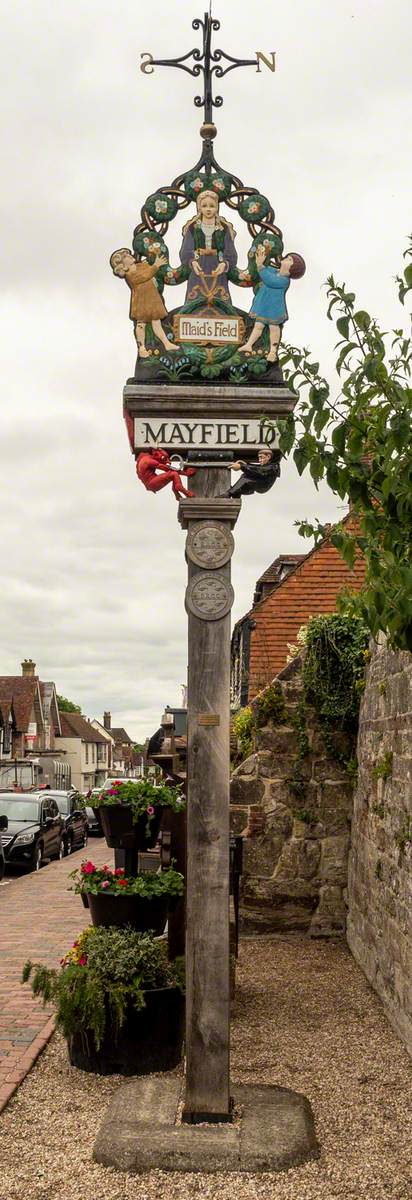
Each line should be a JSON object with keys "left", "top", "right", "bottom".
{"left": 1, "top": 0, "right": 411, "bottom": 740}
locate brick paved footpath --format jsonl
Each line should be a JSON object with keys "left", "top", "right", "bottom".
{"left": 0, "top": 839, "right": 112, "bottom": 1112}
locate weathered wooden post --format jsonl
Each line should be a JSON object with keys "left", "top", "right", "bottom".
{"left": 179, "top": 479, "right": 240, "bottom": 1121}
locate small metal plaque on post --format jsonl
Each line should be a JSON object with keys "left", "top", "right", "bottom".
{"left": 185, "top": 573, "right": 234, "bottom": 621}
{"left": 197, "top": 713, "right": 220, "bottom": 727}
{"left": 186, "top": 524, "right": 234, "bottom": 569}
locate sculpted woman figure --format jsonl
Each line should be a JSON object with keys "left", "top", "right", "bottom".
{"left": 180, "top": 191, "right": 237, "bottom": 306}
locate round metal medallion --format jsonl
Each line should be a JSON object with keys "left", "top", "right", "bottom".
{"left": 185, "top": 572, "right": 234, "bottom": 621}
{"left": 186, "top": 523, "right": 234, "bottom": 569}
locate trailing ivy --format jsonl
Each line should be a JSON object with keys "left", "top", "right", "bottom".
{"left": 303, "top": 614, "right": 369, "bottom": 737}
{"left": 285, "top": 614, "right": 368, "bottom": 811}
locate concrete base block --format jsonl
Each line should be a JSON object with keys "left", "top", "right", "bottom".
{"left": 93, "top": 1075, "right": 319, "bottom": 1174}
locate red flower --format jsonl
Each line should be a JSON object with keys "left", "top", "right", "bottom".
{"left": 81, "top": 861, "right": 95, "bottom": 875}
{"left": 114, "top": 867, "right": 125, "bottom": 876}
{"left": 78, "top": 956, "right": 87, "bottom": 966}
{"left": 117, "top": 879, "right": 128, "bottom": 887}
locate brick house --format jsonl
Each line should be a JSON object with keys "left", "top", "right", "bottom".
{"left": 231, "top": 523, "right": 365, "bottom": 705}
{"left": 0, "top": 659, "right": 61, "bottom": 758}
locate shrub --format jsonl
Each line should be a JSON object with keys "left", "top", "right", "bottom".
{"left": 232, "top": 706, "right": 254, "bottom": 760}
{"left": 22, "top": 927, "right": 184, "bottom": 1051}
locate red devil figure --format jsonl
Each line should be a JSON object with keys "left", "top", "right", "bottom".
{"left": 136, "top": 448, "right": 196, "bottom": 499}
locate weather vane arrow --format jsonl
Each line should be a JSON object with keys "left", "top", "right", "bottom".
{"left": 140, "top": 8, "right": 275, "bottom": 128}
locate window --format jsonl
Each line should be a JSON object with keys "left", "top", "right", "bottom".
{"left": 85, "top": 742, "right": 89, "bottom": 764}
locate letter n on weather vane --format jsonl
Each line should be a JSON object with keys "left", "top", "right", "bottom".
{"left": 255, "top": 51, "right": 276, "bottom": 73}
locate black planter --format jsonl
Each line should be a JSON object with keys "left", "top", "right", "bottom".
{"left": 80, "top": 891, "right": 89, "bottom": 909}
{"left": 98, "top": 805, "right": 161, "bottom": 851}
{"left": 68, "top": 986, "right": 185, "bottom": 1075}
{"left": 86, "top": 889, "right": 168, "bottom": 935}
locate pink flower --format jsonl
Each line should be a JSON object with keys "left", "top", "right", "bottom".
{"left": 81, "top": 861, "right": 95, "bottom": 875}
{"left": 78, "top": 956, "right": 87, "bottom": 966}
{"left": 101, "top": 880, "right": 110, "bottom": 889}
{"left": 114, "top": 867, "right": 125, "bottom": 876}
{"left": 146, "top": 805, "right": 155, "bottom": 816}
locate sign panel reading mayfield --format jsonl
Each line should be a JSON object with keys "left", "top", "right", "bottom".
{"left": 134, "top": 418, "right": 277, "bottom": 451}
{"left": 177, "top": 315, "right": 241, "bottom": 344}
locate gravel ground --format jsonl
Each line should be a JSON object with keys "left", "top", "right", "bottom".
{"left": 0, "top": 936, "right": 411, "bottom": 1200}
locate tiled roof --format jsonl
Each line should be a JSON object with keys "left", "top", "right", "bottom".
{"left": 0, "top": 677, "right": 42, "bottom": 732}
{"left": 247, "top": 519, "right": 365, "bottom": 697}
{"left": 58, "top": 712, "right": 108, "bottom": 743}
{"left": 111, "top": 728, "right": 134, "bottom": 744}
{"left": 257, "top": 554, "right": 306, "bottom": 587}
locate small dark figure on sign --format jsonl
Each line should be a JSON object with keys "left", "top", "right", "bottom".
{"left": 222, "top": 448, "right": 280, "bottom": 499}
{"left": 136, "top": 448, "right": 196, "bottom": 499}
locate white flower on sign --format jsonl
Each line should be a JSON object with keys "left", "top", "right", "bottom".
{"left": 155, "top": 199, "right": 168, "bottom": 214}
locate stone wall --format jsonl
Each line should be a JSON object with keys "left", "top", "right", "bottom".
{"left": 230, "top": 660, "right": 354, "bottom": 936}
{"left": 347, "top": 639, "right": 412, "bottom": 1054}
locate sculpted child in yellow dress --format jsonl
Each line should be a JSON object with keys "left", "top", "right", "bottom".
{"left": 110, "top": 247, "right": 178, "bottom": 358}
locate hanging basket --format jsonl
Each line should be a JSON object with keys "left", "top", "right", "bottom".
{"left": 68, "top": 987, "right": 185, "bottom": 1075}
{"left": 86, "top": 890, "right": 168, "bottom": 935}
{"left": 98, "top": 805, "right": 162, "bottom": 850}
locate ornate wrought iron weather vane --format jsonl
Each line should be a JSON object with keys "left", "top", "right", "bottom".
{"left": 141, "top": 9, "right": 275, "bottom": 169}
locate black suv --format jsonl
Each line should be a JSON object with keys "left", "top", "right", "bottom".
{"left": 42, "top": 790, "right": 88, "bottom": 855}
{"left": 0, "top": 794, "right": 65, "bottom": 871}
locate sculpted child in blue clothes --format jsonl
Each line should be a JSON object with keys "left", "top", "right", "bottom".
{"left": 239, "top": 243, "right": 306, "bottom": 363}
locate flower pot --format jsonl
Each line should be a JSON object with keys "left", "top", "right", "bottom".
{"left": 98, "top": 805, "right": 161, "bottom": 851}
{"left": 86, "top": 890, "right": 168, "bottom": 935}
{"left": 80, "top": 891, "right": 89, "bottom": 909}
{"left": 68, "top": 986, "right": 185, "bottom": 1075}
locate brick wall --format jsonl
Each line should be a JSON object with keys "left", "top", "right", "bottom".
{"left": 347, "top": 639, "right": 412, "bottom": 1055}
{"left": 248, "top": 534, "right": 365, "bottom": 699}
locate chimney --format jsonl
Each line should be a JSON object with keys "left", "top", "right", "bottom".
{"left": 104, "top": 711, "right": 111, "bottom": 731}
{"left": 21, "top": 658, "right": 36, "bottom": 677}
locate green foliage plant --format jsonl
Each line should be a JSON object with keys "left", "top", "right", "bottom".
{"left": 232, "top": 706, "right": 254, "bottom": 760}
{"left": 303, "top": 614, "right": 369, "bottom": 737}
{"left": 22, "top": 926, "right": 184, "bottom": 1053}
{"left": 57, "top": 695, "right": 81, "bottom": 713}
{"left": 232, "top": 684, "right": 287, "bottom": 763}
{"left": 94, "top": 778, "right": 185, "bottom": 835}
{"left": 69, "top": 861, "right": 184, "bottom": 898}
{"left": 286, "top": 615, "right": 367, "bottom": 810}
{"left": 254, "top": 682, "right": 287, "bottom": 728}
{"left": 372, "top": 751, "right": 393, "bottom": 782}
{"left": 265, "top": 238, "right": 412, "bottom": 651}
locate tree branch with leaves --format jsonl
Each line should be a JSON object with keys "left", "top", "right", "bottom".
{"left": 266, "top": 238, "right": 412, "bottom": 650}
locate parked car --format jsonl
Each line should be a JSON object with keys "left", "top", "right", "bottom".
{"left": 0, "top": 794, "right": 65, "bottom": 871}
{"left": 0, "top": 814, "right": 7, "bottom": 880}
{"left": 85, "top": 805, "right": 103, "bottom": 836}
{"left": 32, "top": 790, "right": 88, "bottom": 856}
